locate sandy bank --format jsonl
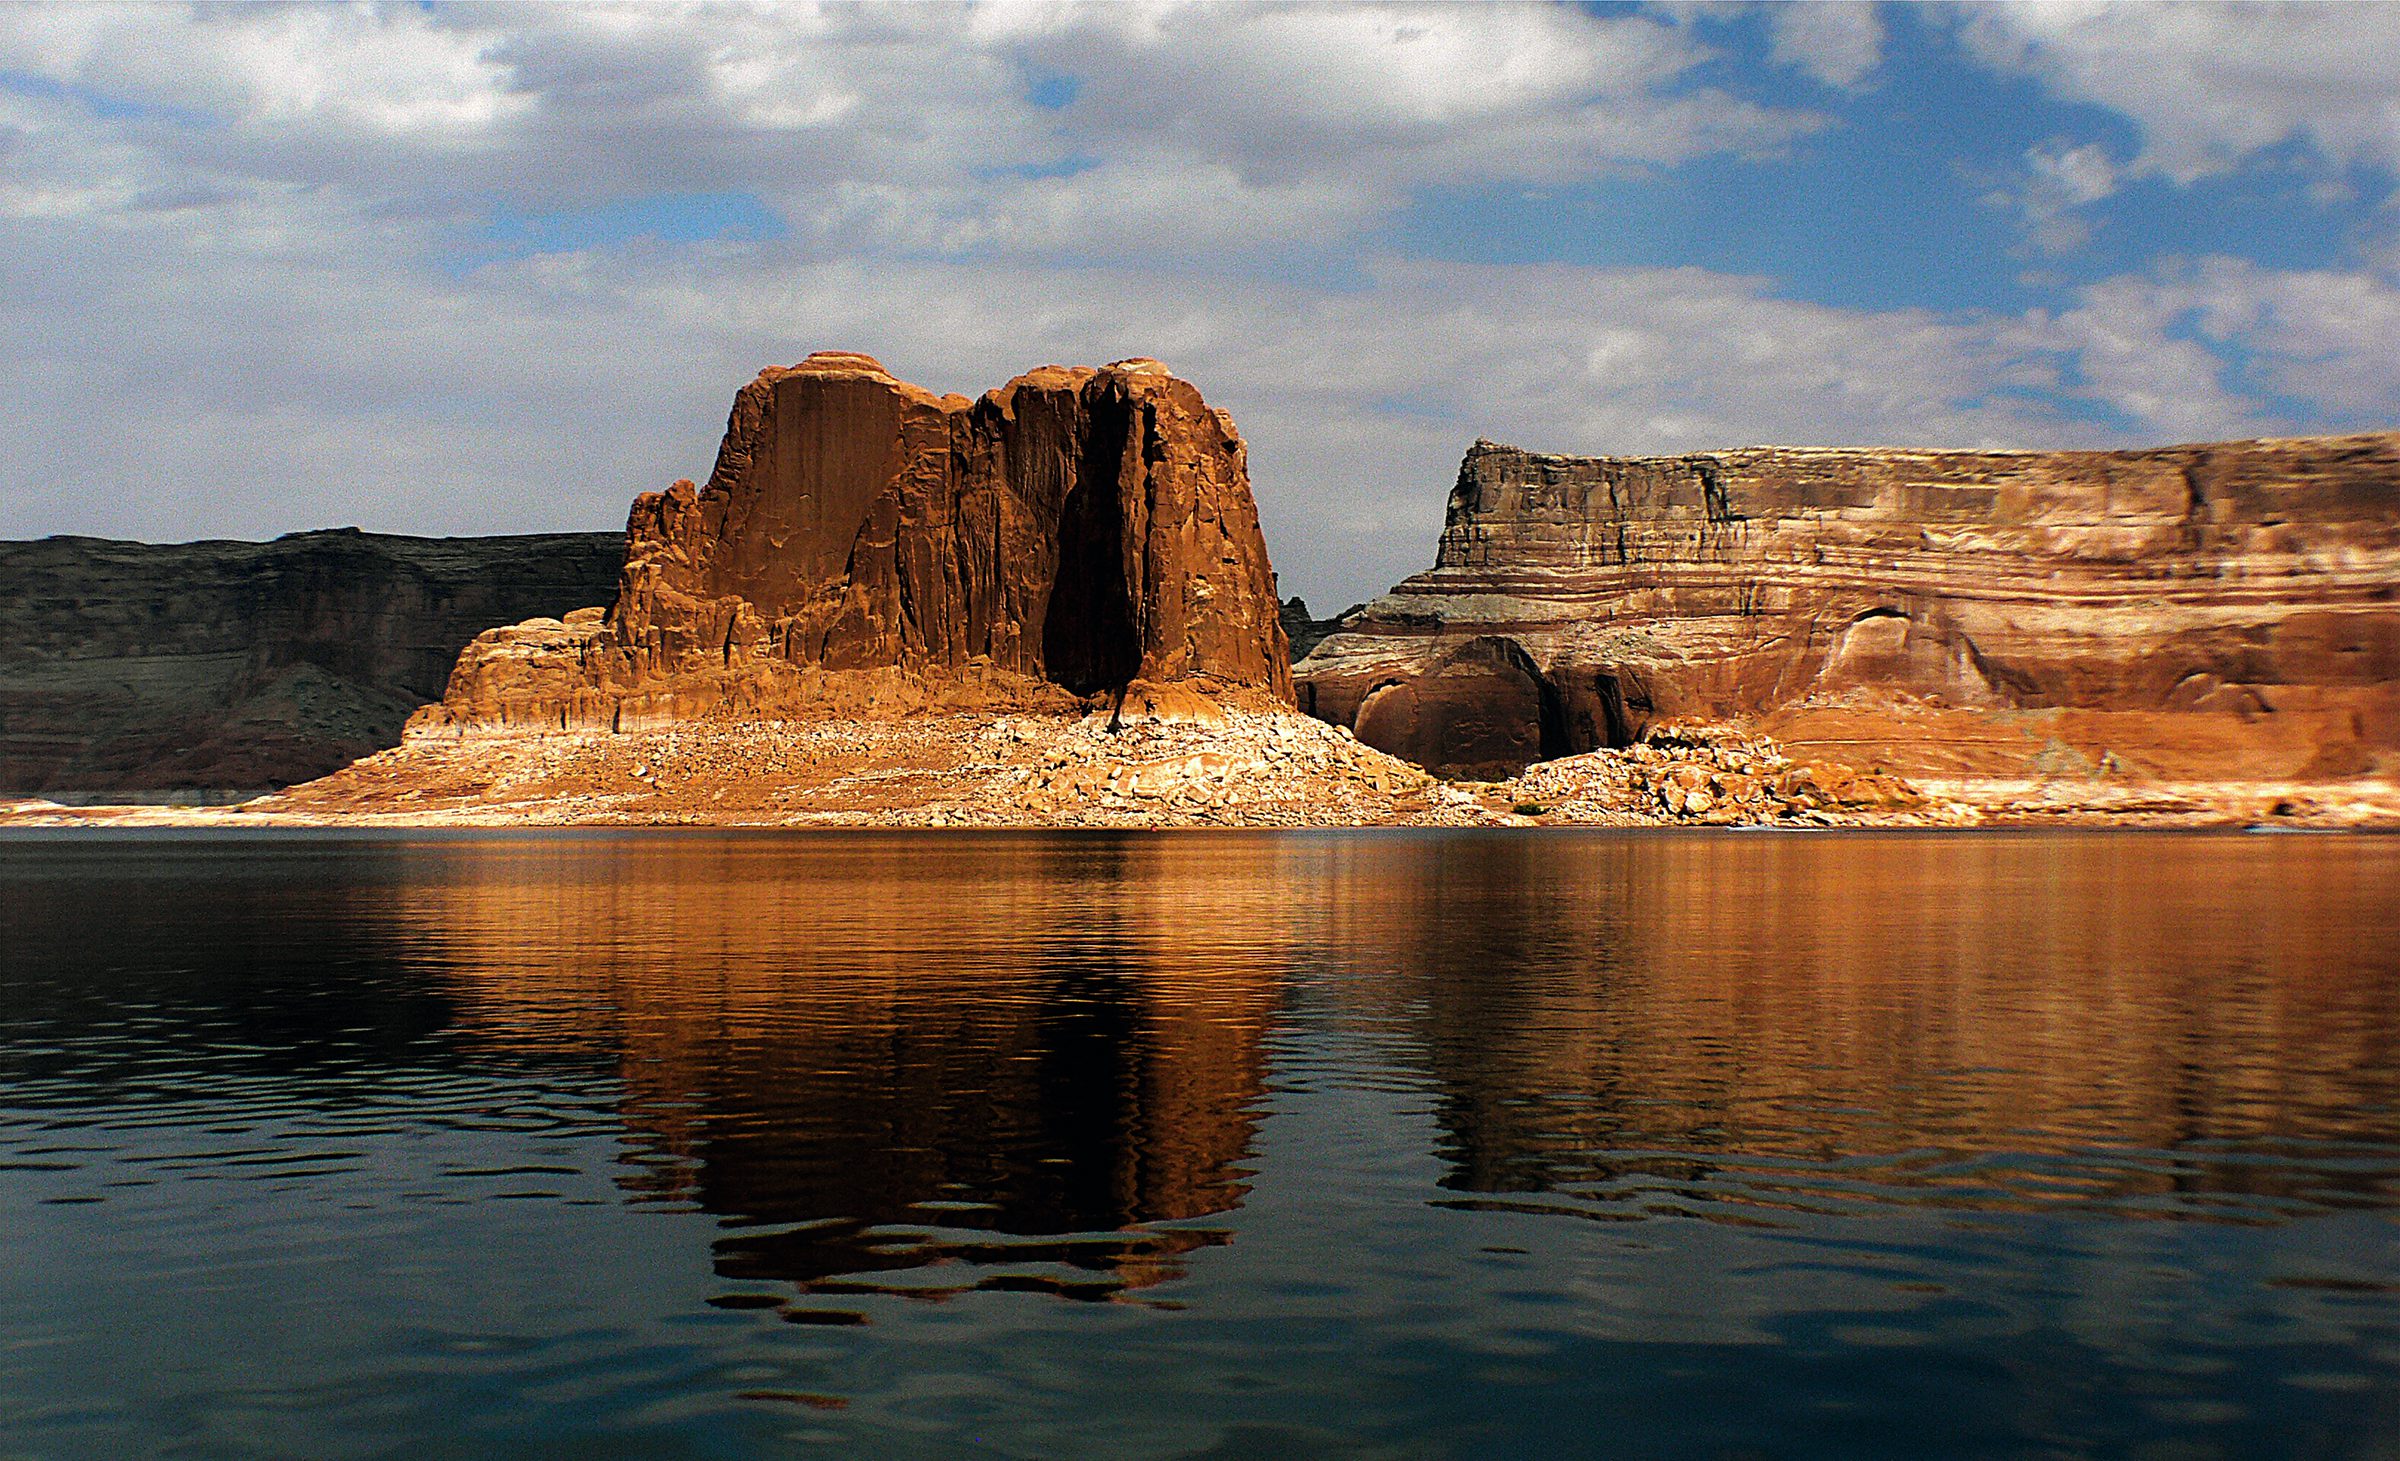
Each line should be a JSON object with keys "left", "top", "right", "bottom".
{"left": 7, "top": 713, "right": 2393, "bottom": 832}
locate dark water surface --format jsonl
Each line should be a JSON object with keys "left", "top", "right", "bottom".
{"left": 2, "top": 830, "right": 2397, "bottom": 1458}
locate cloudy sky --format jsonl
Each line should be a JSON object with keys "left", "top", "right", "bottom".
{"left": 4, "top": 1, "right": 2398, "bottom": 606}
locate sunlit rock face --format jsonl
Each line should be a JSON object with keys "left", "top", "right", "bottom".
{"left": 423, "top": 352, "right": 1292, "bottom": 732}
{"left": 1297, "top": 434, "right": 2400, "bottom": 780}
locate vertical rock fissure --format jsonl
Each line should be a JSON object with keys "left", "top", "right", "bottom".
{"left": 1042, "top": 400, "right": 1142, "bottom": 694}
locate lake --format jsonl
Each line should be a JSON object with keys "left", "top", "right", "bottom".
{"left": 3, "top": 830, "right": 2397, "bottom": 1458}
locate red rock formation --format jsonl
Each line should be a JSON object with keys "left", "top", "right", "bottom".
{"left": 423, "top": 352, "right": 1291, "bottom": 730}
{"left": 1297, "top": 434, "right": 2400, "bottom": 781}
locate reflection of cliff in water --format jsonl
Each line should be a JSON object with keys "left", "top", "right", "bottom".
{"left": 371, "top": 834, "right": 1290, "bottom": 1308}
{"left": 1304, "top": 834, "right": 2400, "bottom": 1219}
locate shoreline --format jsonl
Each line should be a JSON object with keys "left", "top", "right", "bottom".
{"left": 7, "top": 710, "right": 2394, "bottom": 834}
{"left": 5, "top": 820, "right": 2397, "bottom": 838}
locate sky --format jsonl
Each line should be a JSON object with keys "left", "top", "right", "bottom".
{"left": 3, "top": 2, "right": 2398, "bottom": 609}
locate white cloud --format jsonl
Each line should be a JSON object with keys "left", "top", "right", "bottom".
{"left": 2015, "top": 278, "right": 2263, "bottom": 442}
{"left": 0, "top": 125, "right": 2090, "bottom": 610}
{"left": 1985, "top": 138, "right": 2121, "bottom": 253}
{"left": 0, "top": 1, "right": 526, "bottom": 138}
{"left": 2, "top": 1, "right": 2392, "bottom": 615}
{"left": 1959, "top": 1, "right": 2400, "bottom": 182}
{"left": 0, "top": 2, "right": 1818, "bottom": 253}
{"left": 7, "top": 132, "right": 2378, "bottom": 608}
{"left": 1767, "top": 2, "right": 1885, "bottom": 89}
{"left": 1013, "top": 1, "right": 1802, "bottom": 176}
{"left": 2013, "top": 257, "right": 2400, "bottom": 439}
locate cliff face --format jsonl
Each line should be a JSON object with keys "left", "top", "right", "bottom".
{"left": 1297, "top": 434, "right": 2400, "bottom": 780}
{"left": 425, "top": 352, "right": 1291, "bottom": 731}
{"left": 0, "top": 529, "right": 623, "bottom": 795}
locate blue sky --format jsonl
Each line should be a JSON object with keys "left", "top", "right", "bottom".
{"left": 1400, "top": 8, "right": 2384, "bottom": 319}
{"left": 2, "top": 1, "right": 2396, "bottom": 606}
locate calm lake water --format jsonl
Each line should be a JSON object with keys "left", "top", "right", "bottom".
{"left": 2, "top": 830, "right": 2397, "bottom": 1459}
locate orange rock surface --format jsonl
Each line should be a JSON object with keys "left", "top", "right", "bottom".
{"left": 421, "top": 352, "right": 1292, "bottom": 732}
{"left": 1298, "top": 434, "right": 2400, "bottom": 781}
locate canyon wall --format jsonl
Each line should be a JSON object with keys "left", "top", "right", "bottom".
{"left": 1296, "top": 434, "right": 2400, "bottom": 781}
{"left": 423, "top": 351, "right": 1292, "bottom": 731}
{"left": 0, "top": 529, "right": 623, "bottom": 796}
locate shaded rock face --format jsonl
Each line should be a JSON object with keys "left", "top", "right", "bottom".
{"left": 1279, "top": 597, "right": 1357, "bottom": 662}
{"left": 427, "top": 352, "right": 1291, "bottom": 730}
{"left": 0, "top": 530, "right": 623, "bottom": 796}
{"left": 1297, "top": 435, "right": 2400, "bottom": 780}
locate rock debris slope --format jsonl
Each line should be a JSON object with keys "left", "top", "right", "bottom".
{"left": 1297, "top": 434, "right": 2400, "bottom": 782}
{"left": 422, "top": 351, "right": 1292, "bottom": 732}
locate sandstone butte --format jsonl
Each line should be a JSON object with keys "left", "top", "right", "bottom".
{"left": 19, "top": 353, "right": 1560, "bottom": 832}
{"left": 1295, "top": 434, "right": 2400, "bottom": 794}
{"left": 414, "top": 350, "right": 1292, "bottom": 733}
{"left": 12, "top": 361, "right": 2399, "bottom": 833}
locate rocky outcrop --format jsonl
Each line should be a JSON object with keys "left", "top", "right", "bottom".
{"left": 0, "top": 529, "right": 623, "bottom": 796}
{"left": 1297, "top": 434, "right": 2400, "bottom": 780}
{"left": 423, "top": 352, "right": 1291, "bottom": 732}
{"left": 1280, "top": 597, "right": 1359, "bottom": 662}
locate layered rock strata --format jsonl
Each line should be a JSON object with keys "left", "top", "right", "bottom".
{"left": 0, "top": 529, "right": 622, "bottom": 795}
{"left": 423, "top": 352, "right": 1291, "bottom": 732}
{"left": 1297, "top": 434, "right": 2400, "bottom": 780}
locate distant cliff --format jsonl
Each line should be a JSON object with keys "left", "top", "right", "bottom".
{"left": 1279, "top": 598, "right": 1356, "bottom": 662}
{"left": 1296, "top": 434, "right": 2400, "bottom": 780}
{"left": 0, "top": 529, "right": 622, "bottom": 796}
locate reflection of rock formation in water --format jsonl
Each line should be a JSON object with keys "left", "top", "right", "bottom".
{"left": 379, "top": 835, "right": 1286, "bottom": 1307}
{"left": 1301, "top": 835, "right": 2400, "bottom": 1214}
